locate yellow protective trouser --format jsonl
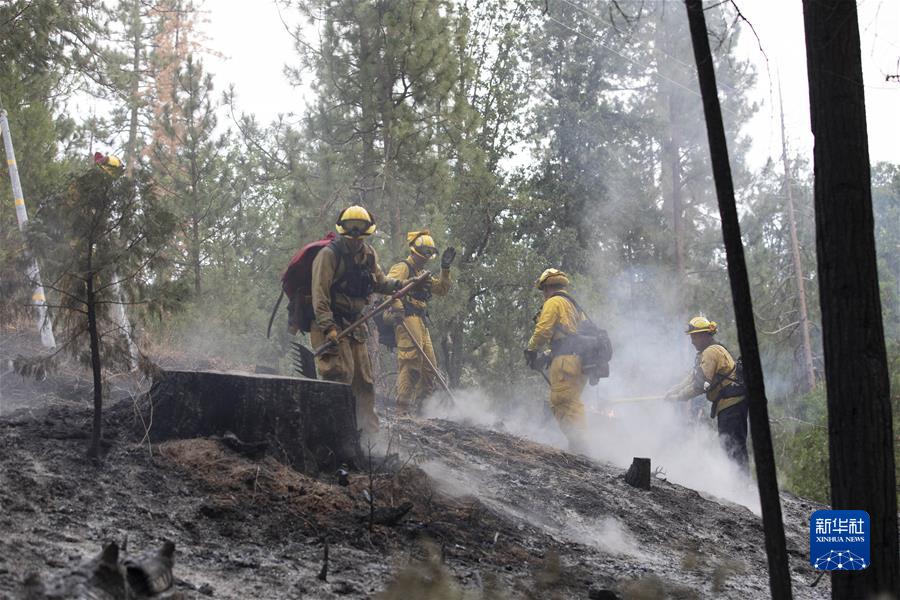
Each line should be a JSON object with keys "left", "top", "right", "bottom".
{"left": 394, "top": 314, "right": 437, "bottom": 413}
{"left": 548, "top": 354, "right": 587, "bottom": 452}
{"left": 310, "top": 325, "right": 378, "bottom": 433}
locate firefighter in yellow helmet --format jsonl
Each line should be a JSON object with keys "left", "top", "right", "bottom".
{"left": 310, "top": 205, "right": 414, "bottom": 433}
{"left": 93, "top": 152, "right": 124, "bottom": 177}
{"left": 666, "top": 316, "right": 748, "bottom": 470}
{"left": 525, "top": 269, "right": 588, "bottom": 453}
{"left": 385, "top": 231, "right": 455, "bottom": 414}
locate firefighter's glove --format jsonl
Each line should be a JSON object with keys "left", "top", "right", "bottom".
{"left": 325, "top": 328, "right": 340, "bottom": 347}
{"left": 441, "top": 247, "right": 457, "bottom": 270}
{"left": 524, "top": 349, "right": 538, "bottom": 370}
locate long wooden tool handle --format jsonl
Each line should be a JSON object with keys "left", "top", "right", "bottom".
{"left": 609, "top": 394, "right": 667, "bottom": 404}
{"left": 266, "top": 289, "right": 284, "bottom": 339}
{"left": 399, "top": 320, "right": 456, "bottom": 405}
{"left": 313, "top": 271, "right": 431, "bottom": 357}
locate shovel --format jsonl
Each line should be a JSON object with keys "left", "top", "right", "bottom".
{"left": 292, "top": 271, "right": 431, "bottom": 379}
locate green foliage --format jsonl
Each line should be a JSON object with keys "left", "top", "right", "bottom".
{"left": 873, "top": 162, "right": 900, "bottom": 342}
{"left": 152, "top": 54, "right": 230, "bottom": 295}
{"left": 27, "top": 167, "right": 175, "bottom": 369}
{"left": 2, "top": 0, "right": 896, "bottom": 498}
{"left": 772, "top": 386, "right": 830, "bottom": 504}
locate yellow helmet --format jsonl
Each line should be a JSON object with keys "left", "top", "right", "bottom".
{"left": 407, "top": 230, "right": 437, "bottom": 259}
{"left": 335, "top": 205, "right": 376, "bottom": 238}
{"left": 686, "top": 316, "right": 717, "bottom": 335}
{"left": 536, "top": 268, "right": 570, "bottom": 290}
{"left": 94, "top": 152, "right": 124, "bottom": 177}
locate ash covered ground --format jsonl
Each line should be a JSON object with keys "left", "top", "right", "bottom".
{"left": 0, "top": 363, "right": 829, "bottom": 599}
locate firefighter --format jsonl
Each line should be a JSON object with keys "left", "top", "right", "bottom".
{"left": 524, "top": 268, "right": 588, "bottom": 453}
{"left": 93, "top": 152, "right": 124, "bottom": 177}
{"left": 384, "top": 231, "right": 455, "bottom": 414}
{"left": 310, "top": 205, "right": 413, "bottom": 433}
{"left": 666, "top": 317, "right": 748, "bottom": 470}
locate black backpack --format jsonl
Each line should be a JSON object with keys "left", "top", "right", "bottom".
{"left": 551, "top": 292, "right": 613, "bottom": 384}
{"left": 373, "top": 310, "right": 396, "bottom": 349}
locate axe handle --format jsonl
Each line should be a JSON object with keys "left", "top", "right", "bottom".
{"left": 313, "top": 271, "right": 431, "bottom": 357}
{"left": 266, "top": 289, "right": 284, "bottom": 339}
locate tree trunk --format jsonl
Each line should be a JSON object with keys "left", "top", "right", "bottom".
{"left": 778, "top": 86, "right": 816, "bottom": 393}
{"left": 191, "top": 163, "right": 201, "bottom": 295}
{"left": 683, "top": 2, "right": 792, "bottom": 598}
{"left": 139, "top": 369, "right": 362, "bottom": 474}
{"left": 356, "top": 13, "right": 378, "bottom": 208}
{"left": 86, "top": 263, "right": 103, "bottom": 460}
{"left": 124, "top": 0, "right": 142, "bottom": 179}
{"left": 656, "top": 5, "right": 686, "bottom": 280}
{"left": 801, "top": 1, "right": 899, "bottom": 596}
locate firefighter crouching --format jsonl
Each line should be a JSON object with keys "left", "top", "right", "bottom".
{"left": 384, "top": 231, "right": 456, "bottom": 414}
{"left": 666, "top": 317, "right": 748, "bottom": 470}
{"left": 310, "top": 206, "right": 416, "bottom": 433}
{"left": 525, "top": 269, "right": 589, "bottom": 453}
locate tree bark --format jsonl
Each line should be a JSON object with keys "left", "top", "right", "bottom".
{"left": 86, "top": 255, "right": 103, "bottom": 460}
{"left": 801, "top": 1, "right": 899, "bottom": 596}
{"left": 124, "top": 0, "right": 142, "bottom": 179}
{"left": 683, "top": 2, "right": 792, "bottom": 598}
{"left": 656, "top": 5, "right": 686, "bottom": 279}
{"left": 778, "top": 85, "right": 816, "bottom": 393}
{"left": 139, "top": 369, "right": 362, "bottom": 474}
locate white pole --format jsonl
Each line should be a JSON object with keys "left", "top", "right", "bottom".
{"left": 1, "top": 109, "right": 56, "bottom": 348}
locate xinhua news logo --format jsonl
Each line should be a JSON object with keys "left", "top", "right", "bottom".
{"left": 809, "top": 510, "right": 870, "bottom": 571}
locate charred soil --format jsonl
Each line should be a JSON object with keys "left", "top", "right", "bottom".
{"left": 0, "top": 376, "right": 828, "bottom": 599}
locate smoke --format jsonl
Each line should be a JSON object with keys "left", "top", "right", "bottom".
{"left": 423, "top": 267, "right": 761, "bottom": 514}
{"left": 420, "top": 459, "right": 647, "bottom": 559}
{"left": 425, "top": 383, "right": 758, "bottom": 514}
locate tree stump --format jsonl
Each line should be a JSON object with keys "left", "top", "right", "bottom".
{"left": 136, "top": 369, "right": 361, "bottom": 475}
{"left": 624, "top": 457, "right": 651, "bottom": 490}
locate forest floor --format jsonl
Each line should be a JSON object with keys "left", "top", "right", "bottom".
{"left": 0, "top": 359, "right": 830, "bottom": 599}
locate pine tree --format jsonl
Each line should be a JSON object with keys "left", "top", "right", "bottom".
{"left": 292, "top": 0, "right": 460, "bottom": 251}
{"left": 153, "top": 54, "right": 228, "bottom": 295}
{"left": 24, "top": 166, "right": 174, "bottom": 458}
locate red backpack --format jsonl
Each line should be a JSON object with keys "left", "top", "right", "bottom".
{"left": 267, "top": 232, "right": 336, "bottom": 336}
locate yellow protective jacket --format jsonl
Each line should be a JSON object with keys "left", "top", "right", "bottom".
{"left": 527, "top": 293, "right": 585, "bottom": 352}
{"left": 311, "top": 239, "right": 402, "bottom": 338}
{"left": 669, "top": 343, "right": 744, "bottom": 416}
{"left": 386, "top": 259, "right": 451, "bottom": 315}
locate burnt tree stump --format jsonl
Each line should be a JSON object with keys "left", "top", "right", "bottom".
{"left": 136, "top": 369, "right": 361, "bottom": 475}
{"left": 624, "top": 457, "right": 651, "bottom": 490}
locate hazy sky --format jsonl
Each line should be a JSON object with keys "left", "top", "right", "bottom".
{"left": 203, "top": 0, "right": 899, "bottom": 171}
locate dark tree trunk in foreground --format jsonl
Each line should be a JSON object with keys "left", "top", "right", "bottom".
{"left": 86, "top": 263, "right": 104, "bottom": 460}
{"left": 801, "top": 1, "right": 899, "bottom": 596}
{"left": 683, "top": 2, "right": 792, "bottom": 598}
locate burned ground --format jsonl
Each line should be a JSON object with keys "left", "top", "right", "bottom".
{"left": 0, "top": 371, "right": 829, "bottom": 599}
